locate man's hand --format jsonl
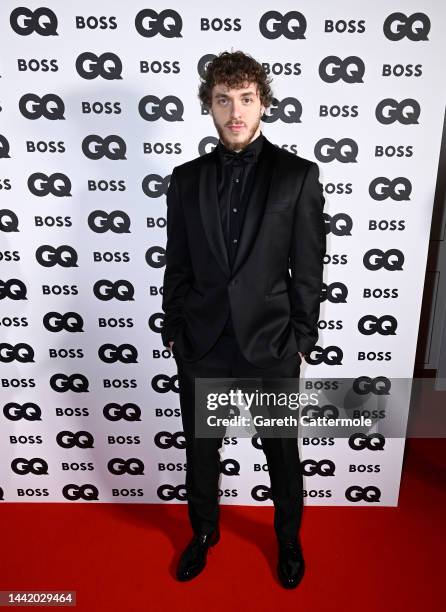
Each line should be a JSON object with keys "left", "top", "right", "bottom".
{"left": 298, "top": 351, "right": 305, "bottom": 361}
{"left": 169, "top": 340, "right": 174, "bottom": 350}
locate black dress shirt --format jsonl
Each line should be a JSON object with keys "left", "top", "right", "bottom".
{"left": 216, "top": 132, "right": 265, "bottom": 270}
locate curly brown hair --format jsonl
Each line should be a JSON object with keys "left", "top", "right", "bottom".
{"left": 198, "top": 50, "right": 274, "bottom": 111}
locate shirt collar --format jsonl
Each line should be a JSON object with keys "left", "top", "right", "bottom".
{"left": 216, "top": 131, "right": 264, "bottom": 165}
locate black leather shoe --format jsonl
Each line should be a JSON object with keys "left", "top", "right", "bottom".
{"left": 176, "top": 529, "right": 220, "bottom": 581}
{"left": 277, "top": 540, "right": 305, "bottom": 589}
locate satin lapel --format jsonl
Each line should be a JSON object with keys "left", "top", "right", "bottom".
{"left": 199, "top": 149, "right": 230, "bottom": 277}
{"left": 231, "top": 138, "right": 277, "bottom": 276}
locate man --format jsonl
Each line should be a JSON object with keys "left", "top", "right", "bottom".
{"left": 161, "top": 50, "right": 326, "bottom": 588}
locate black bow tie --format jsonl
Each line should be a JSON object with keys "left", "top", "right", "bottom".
{"left": 222, "top": 147, "right": 257, "bottom": 166}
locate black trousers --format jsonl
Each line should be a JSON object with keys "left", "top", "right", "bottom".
{"left": 173, "top": 313, "right": 304, "bottom": 543}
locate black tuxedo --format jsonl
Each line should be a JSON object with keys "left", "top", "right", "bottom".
{"left": 161, "top": 135, "right": 326, "bottom": 367}
{"left": 161, "top": 134, "right": 326, "bottom": 541}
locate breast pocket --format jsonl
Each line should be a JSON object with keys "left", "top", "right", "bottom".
{"left": 265, "top": 200, "right": 292, "bottom": 214}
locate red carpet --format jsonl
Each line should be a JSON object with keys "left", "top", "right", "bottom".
{"left": 1, "top": 438, "right": 444, "bottom": 611}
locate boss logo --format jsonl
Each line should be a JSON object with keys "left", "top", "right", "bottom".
{"left": 28, "top": 173, "right": 71, "bottom": 197}
{"left": 0, "top": 136, "right": 11, "bottom": 159}
{"left": 301, "top": 459, "right": 336, "bottom": 476}
{"left": 145, "top": 247, "right": 166, "bottom": 268}
{"left": 363, "top": 248, "right": 404, "bottom": 271}
{"left": 0, "top": 343, "right": 34, "bottom": 363}
{"left": 76, "top": 52, "right": 122, "bottom": 80}
{"left": 49, "top": 373, "right": 89, "bottom": 393}
{"left": 358, "top": 315, "right": 397, "bottom": 336}
{"left": 306, "top": 346, "right": 343, "bottom": 366}
{"left": 19, "top": 93, "right": 65, "bottom": 120}
{"left": 12, "top": 457, "right": 48, "bottom": 475}
{"left": 315, "top": 138, "right": 358, "bottom": 163}
{"left": 3, "top": 402, "right": 41, "bottom": 421}
{"left": 82, "top": 135, "right": 127, "bottom": 160}
{"left": 57, "top": 430, "right": 94, "bottom": 449}
{"left": 0, "top": 279, "right": 27, "bottom": 300}
{"left": 220, "top": 459, "right": 240, "bottom": 476}
{"left": 62, "top": 484, "right": 99, "bottom": 501}
{"left": 324, "top": 213, "right": 353, "bottom": 236}
{"left": 321, "top": 282, "right": 348, "bottom": 304}
{"left": 262, "top": 62, "right": 302, "bottom": 76}
{"left": 36, "top": 245, "right": 78, "bottom": 268}
{"left": 135, "top": 9, "right": 182, "bottom": 38}
{"left": 319, "top": 56, "right": 365, "bottom": 83}
{"left": 10, "top": 7, "right": 58, "bottom": 36}
{"left": 108, "top": 458, "right": 145, "bottom": 475}
{"left": 345, "top": 485, "right": 381, "bottom": 503}
{"left": 151, "top": 374, "right": 179, "bottom": 393}
{"left": 383, "top": 12, "right": 430, "bottom": 41}
{"left": 375, "top": 98, "right": 420, "bottom": 125}
{"left": 157, "top": 484, "right": 187, "bottom": 501}
{"left": 103, "top": 402, "right": 141, "bottom": 421}
{"left": 154, "top": 431, "right": 186, "bottom": 449}
{"left": 251, "top": 485, "right": 272, "bottom": 500}
{"left": 139, "top": 95, "right": 184, "bottom": 121}
{"left": 93, "top": 280, "right": 134, "bottom": 301}
{"left": 262, "top": 97, "right": 302, "bottom": 123}
{"left": 98, "top": 344, "right": 138, "bottom": 364}
{"left": 0, "top": 209, "right": 18, "bottom": 232}
{"left": 142, "top": 174, "right": 171, "bottom": 197}
{"left": 349, "top": 433, "right": 385, "bottom": 451}
{"left": 140, "top": 60, "right": 180, "bottom": 74}
{"left": 369, "top": 177, "right": 412, "bottom": 201}
{"left": 43, "top": 311, "right": 84, "bottom": 333}
{"left": 259, "top": 11, "right": 306, "bottom": 40}
{"left": 75, "top": 16, "right": 117, "bottom": 30}
{"left": 200, "top": 17, "right": 241, "bottom": 32}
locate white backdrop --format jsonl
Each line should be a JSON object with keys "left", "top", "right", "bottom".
{"left": 0, "top": 0, "right": 445, "bottom": 505}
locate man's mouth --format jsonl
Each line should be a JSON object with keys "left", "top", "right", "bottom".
{"left": 227, "top": 124, "right": 244, "bottom": 132}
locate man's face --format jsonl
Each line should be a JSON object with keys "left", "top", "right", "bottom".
{"left": 209, "top": 81, "right": 265, "bottom": 152}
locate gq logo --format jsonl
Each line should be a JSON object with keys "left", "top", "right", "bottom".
{"left": 369, "top": 177, "right": 412, "bottom": 201}
{"left": 0, "top": 209, "right": 19, "bottom": 232}
{"left": 345, "top": 485, "right": 381, "bottom": 503}
{"left": 375, "top": 99, "right": 420, "bottom": 125}
{"left": 139, "top": 96, "right": 184, "bottom": 121}
{"left": 108, "top": 458, "right": 145, "bottom": 475}
{"left": 321, "top": 282, "right": 348, "bottom": 304}
{"left": 324, "top": 213, "right": 353, "bottom": 236}
{"left": 198, "top": 136, "right": 218, "bottom": 156}
{"left": 319, "top": 56, "right": 365, "bottom": 83}
{"left": 76, "top": 52, "right": 122, "bottom": 80}
{"left": 353, "top": 376, "right": 391, "bottom": 395}
{"left": 314, "top": 139, "right": 358, "bottom": 163}
{"left": 56, "top": 431, "right": 94, "bottom": 449}
{"left": 383, "top": 12, "right": 430, "bottom": 41}
{"left": 98, "top": 344, "right": 138, "bottom": 364}
{"left": 251, "top": 485, "right": 272, "bottom": 500}
{"left": 135, "top": 9, "right": 182, "bottom": 38}
{"left": 0, "top": 136, "right": 11, "bottom": 158}
{"left": 3, "top": 402, "right": 41, "bottom": 421}
{"left": 142, "top": 174, "right": 171, "bottom": 197}
{"left": 28, "top": 173, "right": 71, "bottom": 197}
{"left": 88, "top": 210, "right": 131, "bottom": 233}
{"left": 301, "top": 459, "right": 336, "bottom": 476}
{"left": 93, "top": 280, "right": 135, "bottom": 301}
{"left": 363, "top": 249, "right": 404, "bottom": 271}
{"left": 259, "top": 11, "right": 306, "bottom": 39}
{"left": 0, "top": 343, "right": 34, "bottom": 363}
{"left": 262, "top": 97, "right": 302, "bottom": 123}
{"left": 36, "top": 245, "right": 78, "bottom": 267}
{"left": 12, "top": 458, "right": 48, "bottom": 475}
{"left": 349, "top": 433, "right": 385, "bottom": 451}
{"left": 157, "top": 484, "right": 187, "bottom": 500}
{"left": 0, "top": 279, "right": 27, "bottom": 300}
{"left": 358, "top": 315, "right": 398, "bottom": 336}
{"left": 103, "top": 402, "right": 141, "bottom": 421}
{"left": 154, "top": 431, "right": 186, "bottom": 449}
{"left": 43, "top": 312, "right": 84, "bottom": 333}
{"left": 82, "top": 135, "right": 127, "bottom": 160}
{"left": 19, "top": 94, "right": 65, "bottom": 120}
{"left": 306, "top": 346, "right": 343, "bottom": 366}
{"left": 10, "top": 7, "right": 58, "bottom": 36}
{"left": 63, "top": 484, "right": 99, "bottom": 501}
{"left": 151, "top": 374, "right": 179, "bottom": 393}
{"left": 49, "top": 373, "right": 89, "bottom": 393}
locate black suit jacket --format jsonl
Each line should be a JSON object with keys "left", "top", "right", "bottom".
{"left": 161, "top": 136, "right": 326, "bottom": 368}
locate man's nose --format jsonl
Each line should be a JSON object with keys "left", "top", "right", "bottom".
{"left": 230, "top": 101, "right": 243, "bottom": 118}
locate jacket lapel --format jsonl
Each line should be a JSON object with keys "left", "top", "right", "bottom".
{"left": 199, "top": 136, "right": 278, "bottom": 279}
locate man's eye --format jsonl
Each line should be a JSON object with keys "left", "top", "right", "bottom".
{"left": 243, "top": 98, "right": 253, "bottom": 103}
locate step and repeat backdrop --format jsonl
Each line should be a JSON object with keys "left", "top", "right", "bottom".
{"left": 1, "top": 0, "right": 445, "bottom": 505}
